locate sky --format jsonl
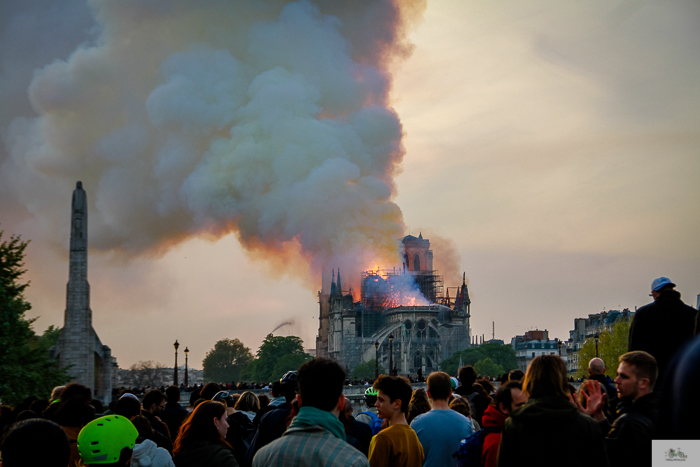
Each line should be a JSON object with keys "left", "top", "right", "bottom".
{"left": 1, "top": 0, "right": 699, "bottom": 371}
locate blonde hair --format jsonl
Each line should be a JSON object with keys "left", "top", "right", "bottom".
{"left": 233, "top": 391, "right": 259, "bottom": 412}
{"left": 522, "top": 355, "right": 569, "bottom": 399}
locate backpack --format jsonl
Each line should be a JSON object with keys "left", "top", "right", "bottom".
{"left": 453, "top": 427, "right": 501, "bottom": 467}
{"left": 358, "top": 410, "right": 383, "bottom": 435}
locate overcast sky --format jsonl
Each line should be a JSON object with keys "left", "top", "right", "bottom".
{"left": 2, "top": 0, "right": 699, "bottom": 370}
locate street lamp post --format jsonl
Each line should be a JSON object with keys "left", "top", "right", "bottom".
{"left": 388, "top": 334, "right": 394, "bottom": 376}
{"left": 184, "top": 347, "right": 189, "bottom": 388}
{"left": 173, "top": 340, "right": 180, "bottom": 386}
{"left": 374, "top": 341, "right": 380, "bottom": 380}
{"left": 557, "top": 340, "right": 563, "bottom": 357}
{"left": 594, "top": 334, "right": 599, "bottom": 358}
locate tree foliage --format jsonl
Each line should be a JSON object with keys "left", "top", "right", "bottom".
{"left": 575, "top": 320, "right": 631, "bottom": 379}
{"left": 474, "top": 358, "right": 505, "bottom": 377}
{"left": 121, "top": 360, "right": 171, "bottom": 388}
{"left": 0, "top": 232, "right": 70, "bottom": 406}
{"left": 242, "top": 335, "right": 311, "bottom": 383}
{"left": 202, "top": 338, "right": 254, "bottom": 384}
{"left": 350, "top": 359, "right": 387, "bottom": 380}
{"left": 441, "top": 342, "right": 517, "bottom": 376}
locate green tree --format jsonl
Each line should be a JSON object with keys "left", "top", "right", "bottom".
{"left": 350, "top": 359, "right": 387, "bottom": 380}
{"left": 441, "top": 342, "right": 517, "bottom": 376}
{"left": 474, "top": 358, "right": 505, "bottom": 377}
{"left": 271, "top": 353, "right": 313, "bottom": 380}
{"left": 0, "top": 232, "right": 70, "bottom": 406}
{"left": 575, "top": 320, "right": 631, "bottom": 380}
{"left": 248, "top": 335, "right": 311, "bottom": 383}
{"left": 203, "top": 338, "right": 254, "bottom": 384}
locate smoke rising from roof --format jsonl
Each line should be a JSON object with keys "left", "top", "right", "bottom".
{"left": 0, "top": 0, "right": 426, "bottom": 285}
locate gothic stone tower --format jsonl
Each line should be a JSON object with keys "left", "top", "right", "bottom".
{"left": 51, "top": 182, "right": 113, "bottom": 404}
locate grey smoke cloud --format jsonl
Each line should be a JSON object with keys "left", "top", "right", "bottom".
{"left": 0, "top": 0, "right": 426, "bottom": 284}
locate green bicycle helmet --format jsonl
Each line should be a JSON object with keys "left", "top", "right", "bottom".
{"left": 364, "top": 387, "right": 378, "bottom": 406}
{"left": 77, "top": 415, "right": 138, "bottom": 464}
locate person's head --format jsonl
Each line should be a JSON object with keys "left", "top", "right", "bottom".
{"left": 522, "top": 355, "right": 569, "bottom": 399}
{"left": 165, "top": 385, "right": 181, "bottom": 404}
{"left": 90, "top": 399, "right": 104, "bottom": 414}
{"left": 200, "top": 383, "right": 222, "bottom": 401}
{"left": 212, "top": 391, "right": 234, "bottom": 407}
{"left": 130, "top": 415, "right": 154, "bottom": 441}
{"left": 373, "top": 375, "right": 412, "bottom": 420}
{"left": 478, "top": 378, "right": 495, "bottom": 395}
{"left": 588, "top": 358, "right": 606, "bottom": 376}
{"left": 52, "top": 392, "right": 96, "bottom": 428}
{"left": 60, "top": 383, "right": 92, "bottom": 403}
{"left": 141, "top": 390, "right": 165, "bottom": 414}
{"left": 458, "top": 366, "right": 477, "bottom": 387}
{"left": 270, "top": 380, "right": 283, "bottom": 398}
{"left": 615, "top": 351, "right": 658, "bottom": 400}
{"left": 258, "top": 394, "right": 270, "bottom": 411}
{"left": 364, "top": 387, "right": 378, "bottom": 408}
{"left": 296, "top": 358, "right": 345, "bottom": 412}
{"left": 650, "top": 276, "right": 675, "bottom": 300}
{"left": 188, "top": 387, "right": 201, "bottom": 408}
{"left": 449, "top": 397, "right": 471, "bottom": 418}
{"left": 280, "top": 371, "right": 299, "bottom": 403}
{"left": 495, "top": 381, "right": 527, "bottom": 415}
{"left": 234, "top": 391, "right": 259, "bottom": 412}
{"left": 50, "top": 386, "right": 66, "bottom": 403}
{"left": 173, "top": 401, "right": 230, "bottom": 455}
{"left": 114, "top": 396, "right": 142, "bottom": 420}
{"left": 77, "top": 415, "right": 138, "bottom": 466}
{"left": 1, "top": 419, "right": 70, "bottom": 467}
{"left": 507, "top": 369, "right": 524, "bottom": 382}
{"left": 409, "top": 388, "right": 431, "bottom": 414}
{"left": 426, "top": 371, "right": 452, "bottom": 402}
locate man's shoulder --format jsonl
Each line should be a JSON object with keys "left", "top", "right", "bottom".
{"left": 255, "top": 427, "right": 367, "bottom": 467}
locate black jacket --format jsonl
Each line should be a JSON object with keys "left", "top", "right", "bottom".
{"left": 160, "top": 402, "right": 189, "bottom": 441}
{"left": 453, "top": 386, "right": 490, "bottom": 425}
{"left": 497, "top": 396, "right": 608, "bottom": 467}
{"left": 173, "top": 440, "right": 238, "bottom": 467}
{"left": 601, "top": 393, "right": 658, "bottom": 466}
{"left": 244, "top": 403, "right": 292, "bottom": 465}
{"left": 629, "top": 290, "right": 697, "bottom": 378}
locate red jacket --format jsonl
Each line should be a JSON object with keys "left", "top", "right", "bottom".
{"left": 481, "top": 405, "right": 506, "bottom": 467}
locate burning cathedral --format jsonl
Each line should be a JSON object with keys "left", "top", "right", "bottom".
{"left": 315, "top": 234, "right": 472, "bottom": 376}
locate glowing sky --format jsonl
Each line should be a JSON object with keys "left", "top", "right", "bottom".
{"left": 2, "top": 0, "right": 699, "bottom": 371}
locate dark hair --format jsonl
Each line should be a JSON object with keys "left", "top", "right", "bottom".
{"left": 234, "top": 392, "right": 259, "bottom": 412}
{"left": 271, "top": 381, "right": 282, "bottom": 398}
{"left": 522, "top": 355, "right": 569, "bottom": 399}
{"left": 409, "top": 388, "right": 431, "bottom": 416}
{"left": 52, "top": 395, "right": 95, "bottom": 428}
{"left": 60, "top": 383, "right": 92, "bottom": 403}
{"left": 173, "top": 401, "right": 231, "bottom": 456}
{"left": 297, "top": 358, "right": 345, "bottom": 411}
{"left": 29, "top": 399, "right": 50, "bottom": 415}
{"left": 620, "top": 351, "right": 658, "bottom": 390}
{"left": 189, "top": 388, "right": 201, "bottom": 407}
{"left": 90, "top": 399, "right": 104, "bottom": 414}
{"left": 15, "top": 410, "right": 39, "bottom": 422}
{"left": 495, "top": 381, "right": 522, "bottom": 412}
{"left": 458, "top": 366, "right": 477, "bottom": 387}
{"left": 426, "top": 371, "right": 452, "bottom": 401}
{"left": 114, "top": 396, "right": 142, "bottom": 420}
{"left": 165, "top": 386, "right": 181, "bottom": 404}
{"left": 508, "top": 370, "right": 525, "bottom": 381}
{"left": 478, "top": 378, "right": 495, "bottom": 394}
{"left": 449, "top": 397, "right": 471, "bottom": 418}
{"left": 374, "top": 375, "right": 412, "bottom": 415}
{"left": 1, "top": 419, "right": 70, "bottom": 467}
{"left": 258, "top": 394, "right": 270, "bottom": 411}
{"left": 200, "top": 383, "right": 222, "bottom": 401}
{"left": 130, "top": 414, "right": 154, "bottom": 440}
{"left": 142, "top": 390, "right": 165, "bottom": 411}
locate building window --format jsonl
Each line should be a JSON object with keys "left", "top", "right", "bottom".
{"left": 413, "top": 254, "right": 421, "bottom": 271}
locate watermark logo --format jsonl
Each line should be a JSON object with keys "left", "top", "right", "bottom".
{"left": 665, "top": 448, "right": 688, "bottom": 461}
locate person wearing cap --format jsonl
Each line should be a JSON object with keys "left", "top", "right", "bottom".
{"left": 629, "top": 276, "right": 697, "bottom": 380}
{"left": 77, "top": 415, "right": 139, "bottom": 466}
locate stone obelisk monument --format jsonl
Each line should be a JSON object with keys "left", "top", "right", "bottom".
{"left": 51, "top": 181, "right": 113, "bottom": 404}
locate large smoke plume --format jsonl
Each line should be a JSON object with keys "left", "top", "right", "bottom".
{"left": 0, "top": 0, "right": 426, "bottom": 285}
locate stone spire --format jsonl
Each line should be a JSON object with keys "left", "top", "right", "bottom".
{"left": 336, "top": 268, "right": 342, "bottom": 294}
{"left": 330, "top": 269, "right": 336, "bottom": 295}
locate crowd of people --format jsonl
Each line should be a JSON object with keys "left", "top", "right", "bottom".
{"left": 1, "top": 276, "right": 698, "bottom": 466}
